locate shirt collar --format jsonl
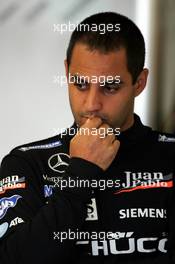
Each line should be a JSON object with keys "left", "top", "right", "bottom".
{"left": 118, "top": 113, "right": 152, "bottom": 146}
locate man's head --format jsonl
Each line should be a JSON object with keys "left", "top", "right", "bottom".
{"left": 65, "top": 12, "right": 148, "bottom": 131}
{"left": 67, "top": 12, "right": 146, "bottom": 85}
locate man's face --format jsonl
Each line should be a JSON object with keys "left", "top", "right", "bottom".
{"left": 65, "top": 43, "right": 147, "bottom": 131}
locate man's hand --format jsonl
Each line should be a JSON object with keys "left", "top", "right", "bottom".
{"left": 70, "top": 117, "right": 120, "bottom": 170}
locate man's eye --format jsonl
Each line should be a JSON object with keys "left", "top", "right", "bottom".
{"left": 74, "top": 81, "right": 88, "bottom": 90}
{"left": 103, "top": 84, "right": 120, "bottom": 94}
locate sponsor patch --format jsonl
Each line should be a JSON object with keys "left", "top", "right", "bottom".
{"left": 76, "top": 231, "right": 168, "bottom": 256}
{"left": 86, "top": 198, "right": 98, "bottom": 221}
{"left": 0, "top": 217, "right": 24, "bottom": 239}
{"left": 48, "top": 153, "right": 70, "bottom": 173}
{"left": 44, "top": 185, "right": 54, "bottom": 198}
{"left": 0, "top": 195, "right": 22, "bottom": 220}
{"left": 0, "top": 175, "right": 26, "bottom": 195}
{"left": 0, "top": 222, "right": 9, "bottom": 238}
{"left": 9, "top": 217, "right": 24, "bottom": 227}
{"left": 158, "top": 134, "right": 175, "bottom": 142}
{"left": 119, "top": 208, "right": 167, "bottom": 219}
{"left": 114, "top": 172, "right": 173, "bottom": 195}
{"left": 19, "top": 140, "right": 62, "bottom": 151}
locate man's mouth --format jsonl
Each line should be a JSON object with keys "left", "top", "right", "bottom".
{"left": 81, "top": 114, "right": 107, "bottom": 122}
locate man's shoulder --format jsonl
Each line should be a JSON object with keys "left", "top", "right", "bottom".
{"left": 10, "top": 124, "right": 76, "bottom": 156}
{"left": 148, "top": 129, "right": 175, "bottom": 156}
{"left": 10, "top": 134, "right": 65, "bottom": 156}
{"left": 151, "top": 130, "right": 175, "bottom": 144}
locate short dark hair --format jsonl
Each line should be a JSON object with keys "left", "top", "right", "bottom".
{"left": 66, "top": 12, "right": 145, "bottom": 84}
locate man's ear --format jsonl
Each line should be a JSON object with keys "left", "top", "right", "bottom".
{"left": 64, "top": 59, "right": 69, "bottom": 79}
{"left": 134, "top": 68, "right": 149, "bottom": 97}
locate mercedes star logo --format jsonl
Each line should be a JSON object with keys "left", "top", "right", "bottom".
{"left": 48, "top": 153, "right": 70, "bottom": 173}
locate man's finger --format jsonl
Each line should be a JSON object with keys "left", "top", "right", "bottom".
{"left": 81, "top": 116, "right": 103, "bottom": 129}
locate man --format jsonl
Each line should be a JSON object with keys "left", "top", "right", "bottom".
{"left": 0, "top": 12, "right": 175, "bottom": 264}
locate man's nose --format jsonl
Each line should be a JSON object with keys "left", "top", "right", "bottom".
{"left": 84, "top": 86, "right": 102, "bottom": 113}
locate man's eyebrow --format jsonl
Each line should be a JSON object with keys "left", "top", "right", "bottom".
{"left": 69, "top": 74, "right": 89, "bottom": 83}
{"left": 103, "top": 79, "right": 124, "bottom": 85}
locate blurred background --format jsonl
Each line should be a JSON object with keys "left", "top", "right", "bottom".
{"left": 0, "top": 0, "right": 175, "bottom": 161}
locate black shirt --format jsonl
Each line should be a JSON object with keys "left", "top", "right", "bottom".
{"left": 0, "top": 114, "right": 175, "bottom": 263}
